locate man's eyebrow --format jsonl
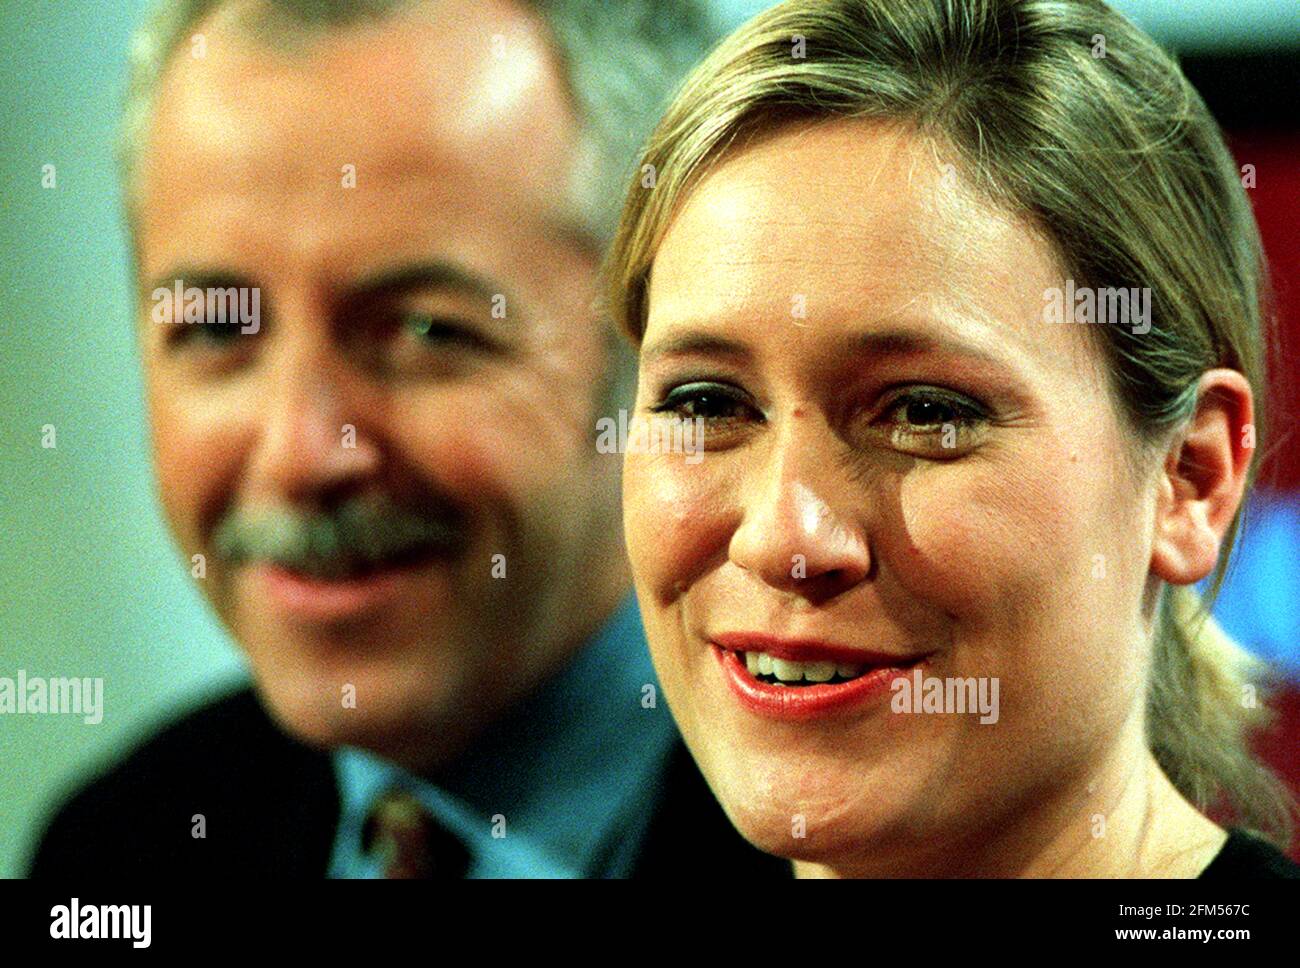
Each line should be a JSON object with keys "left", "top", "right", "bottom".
{"left": 142, "top": 262, "right": 516, "bottom": 311}
{"left": 141, "top": 268, "right": 256, "bottom": 300}
{"left": 348, "top": 261, "right": 511, "bottom": 307}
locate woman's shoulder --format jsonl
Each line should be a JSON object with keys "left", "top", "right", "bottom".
{"left": 1198, "top": 828, "right": 1300, "bottom": 879}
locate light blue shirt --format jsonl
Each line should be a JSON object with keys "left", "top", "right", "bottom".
{"left": 327, "top": 593, "right": 677, "bottom": 878}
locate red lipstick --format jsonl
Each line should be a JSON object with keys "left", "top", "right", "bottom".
{"left": 711, "top": 631, "right": 917, "bottom": 667}
{"left": 710, "top": 633, "right": 931, "bottom": 721}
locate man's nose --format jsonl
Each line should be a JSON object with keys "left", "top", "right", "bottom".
{"left": 245, "top": 343, "right": 383, "bottom": 504}
{"left": 727, "top": 419, "right": 871, "bottom": 601}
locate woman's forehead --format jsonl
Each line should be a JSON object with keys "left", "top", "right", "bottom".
{"left": 644, "top": 118, "right": 1094, "bottom": 380}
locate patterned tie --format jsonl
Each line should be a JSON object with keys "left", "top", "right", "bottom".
{"left": 361, "top": 790, "right": 471, "bottom": 879}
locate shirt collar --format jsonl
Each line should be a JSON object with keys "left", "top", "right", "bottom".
{"left": 330, "top": 592, "right": 677, "bottom": 877}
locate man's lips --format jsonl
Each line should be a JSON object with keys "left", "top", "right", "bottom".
{"left": 247, "top": 553, "right": 445, "bottom": 624}
{"left": 709, "top": 631, "right": 928, "bottom": 667}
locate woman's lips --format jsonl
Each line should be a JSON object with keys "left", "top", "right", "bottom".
{"left": 710, "top": 636, "right": 932, "bottom": 721}
{"left": 711, "top": 631, "right": 917, "bottom": 667}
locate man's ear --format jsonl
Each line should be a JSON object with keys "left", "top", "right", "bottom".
{"left": 1149, "top": 369, "right": 1255, "bottom": 585}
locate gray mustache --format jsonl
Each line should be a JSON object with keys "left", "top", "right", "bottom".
{"left": 213, "top": 497, "right": 467, "bottom": 576}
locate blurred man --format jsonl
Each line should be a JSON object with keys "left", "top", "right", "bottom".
{"left": 30, "top": 0, "right": 785, "bottom": 878}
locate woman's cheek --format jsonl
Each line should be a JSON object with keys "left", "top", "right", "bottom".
{"left": 879, "top": 467, "right": 1013, "bottom": 619}
{"left": 623, "top": 451, "right": 737, "bottom": 606}
{"left": 890, "top": 456, "right": 1144, "bottom": 721}
{"left": 888, "top": 458, "right": 1084, "bottom": 617}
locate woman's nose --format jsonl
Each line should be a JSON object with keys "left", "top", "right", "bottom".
{"left": 727, "top": 423, "right": 871, "bottom": 601}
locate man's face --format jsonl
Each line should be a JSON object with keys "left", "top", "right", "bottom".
{"left": 136, "top": 0, "right": 624, "bottom": 770}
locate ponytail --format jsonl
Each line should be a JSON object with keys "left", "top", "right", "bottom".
{"left": 1148, "top": 583, "right": 1296, "bottom": 848}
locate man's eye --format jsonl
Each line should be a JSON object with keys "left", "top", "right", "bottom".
{"left": 652, "top": 382, "right": 756, "bottom": 421}
{"left": 169, "top": 321, "right": 245, "bottom": 347}
{"left": 403, "top": 312, "right": 492, "bottom": 351}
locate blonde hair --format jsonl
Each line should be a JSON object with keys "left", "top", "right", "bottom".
{"left": 606, "top": 0, "right": 1294, "bottom": 847}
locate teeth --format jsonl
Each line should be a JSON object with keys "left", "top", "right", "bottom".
{"left": 803, "top": 661, "right": 836, "bottom": 683}
{"left": 771, "top": 658, "right": 802, "bottom": 682}
{"left": 742, "top": 651, "right": 867, "bottom": 683}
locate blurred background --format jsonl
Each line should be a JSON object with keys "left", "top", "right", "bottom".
{"left": 1, "top": 0, "right": 1297, "bottom": 877}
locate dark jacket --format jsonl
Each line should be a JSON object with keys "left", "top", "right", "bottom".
{"left": 27, "top": 686, "right": 791, "bottom": 879}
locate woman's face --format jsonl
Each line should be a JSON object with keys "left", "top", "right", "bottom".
{"left": 624, "top": 119, "right": 1163, "bottom": 872}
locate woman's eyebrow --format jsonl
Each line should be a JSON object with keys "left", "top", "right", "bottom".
{"left": 641, "top": 332, "right": 754, "bottom": 365}
{"left": 853, "top": 328, "right": 1013, "bottom": 370}
{"left": 640, "top": 327, "right": 1016, "bottom": 372}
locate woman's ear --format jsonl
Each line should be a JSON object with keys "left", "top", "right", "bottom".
{"left": 1149, "top": 369, "right": 1255, "bottom": 585}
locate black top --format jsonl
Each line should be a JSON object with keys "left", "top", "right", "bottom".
{"left": 1199, "top": 828, "right": 1300, "bottom": 879}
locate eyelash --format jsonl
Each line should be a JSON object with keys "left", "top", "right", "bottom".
{"left": 882, "top": 388, "right": 986, "bottom": 431}
{"left": 650, "top": 381, "right": 754, "bottom": 422}
{"left": 649, "top": 382, "right": 989, "bottom": 450}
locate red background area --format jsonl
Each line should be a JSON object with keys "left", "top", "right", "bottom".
{"left": 1233, "top": 133, "right": 1300, "bottom": 493}
{"left": 1225, "top": 131, "right": 1299, "bottom": 858}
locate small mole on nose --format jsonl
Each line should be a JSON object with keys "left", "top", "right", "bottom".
{"left": 793, "top": 407, "right": 806, "bottom": 418}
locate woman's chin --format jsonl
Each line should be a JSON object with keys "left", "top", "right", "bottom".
{"left": 705, "top": 760, "right": 923, "bottom": 865}
{"left": 721, "top": 799, "right": 902, "bottom": 865}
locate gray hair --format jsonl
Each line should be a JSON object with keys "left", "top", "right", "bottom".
{"left": 119, "top": 0, "right": 726, "bottom": 414}
{"left": 120, "top": 0, "right": 721, "bottom": 244}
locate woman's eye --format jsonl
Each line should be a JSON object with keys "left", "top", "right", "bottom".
{"left": 897, "top": 395, "right": 966, "bottom": 427}
{"left": 879, "top": 389, "right": 988, "bottom": 453}
{"left": 652, "top": 382, "right": 756, "bottom": 422}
